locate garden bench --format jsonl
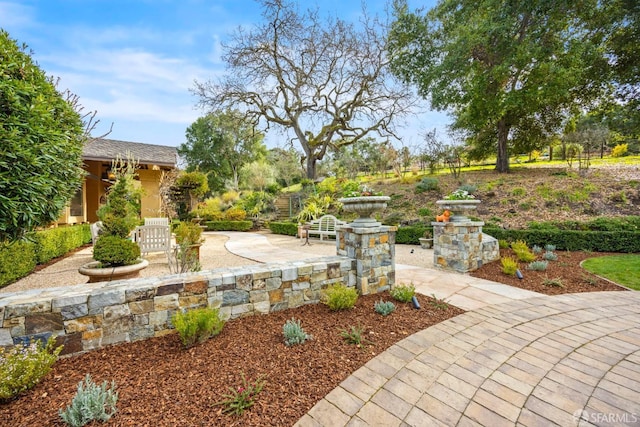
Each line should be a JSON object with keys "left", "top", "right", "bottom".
{"left": 304, "top": 214, "right": 347, "bottom": 241}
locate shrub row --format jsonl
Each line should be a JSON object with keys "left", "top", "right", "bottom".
{"left": 528, "top": 216, "right": 640, "bottom": 232}
{"left": 484, "top": 227, "right": 640, "bottom": 253}
{"left": 0, "top": 224, "right": 91, "bottom": 288}
{"left": 204, "top": 221, "right": 253, "bottom": 232}
{"left": 268, "top": 222, "right": 298, "bottom": 236}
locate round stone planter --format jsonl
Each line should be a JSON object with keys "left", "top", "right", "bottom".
{"left": 338, "top": 196, "right": 390, "bottom": 227}
{"left": 79, "top": 259, "right": 149, "bottom": 283}
{"left": 435, "top": 199, "right": 481, "bottom": 222}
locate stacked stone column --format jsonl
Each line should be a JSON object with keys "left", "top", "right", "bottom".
{"left": 337, "top": 225, "right": 396, "bottom": 295}
{"left": 433, "top": 220, "right": 499, "bottom": 273}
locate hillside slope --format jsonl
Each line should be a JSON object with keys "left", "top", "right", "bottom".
{"left": 368, "top": 165, "right": 640, "bottom": 229}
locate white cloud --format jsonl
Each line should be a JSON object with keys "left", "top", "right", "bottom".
{"left": 0, "top": 2, "right": 35, "bottom": 30}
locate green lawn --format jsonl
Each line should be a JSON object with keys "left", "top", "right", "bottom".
{"left": 582, "top": 254, "right": 640, "bottom": 290}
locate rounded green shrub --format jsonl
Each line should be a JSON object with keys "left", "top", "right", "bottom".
{"left": 172, "top": 307, "right": 225, "bottom": 348}
{"left": 92, "top": 235, "right": 140, "bottom": 267}
{"left": 321, "top": 283, "right": 359, "bottom": 311}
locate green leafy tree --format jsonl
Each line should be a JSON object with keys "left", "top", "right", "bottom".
{"left": 239, "top": 160, "right": 276, "bottom": 192}
{"left": 179, "top": 110, "right": 266, "bottom": 193}
{"left": 267, "top": 147, "right": 305, "bottom": 187}
{"left": 0, "top": 30, "right": 86, "bottom": 241}
{"left": 195, "top": 0, "right": 413, "bottom": 180}
{"left": 388, "top": 0, "right": 609, "bottom": 173}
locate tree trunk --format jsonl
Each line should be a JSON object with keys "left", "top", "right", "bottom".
{"left": 495, "top": 119, "right": 510, "bottom": 173}
{"left": 306, "top": 155, "right": 317, "bottom": 180}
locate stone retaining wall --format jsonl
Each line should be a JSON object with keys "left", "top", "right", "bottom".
{"left": 0, "top": 256, "right": 353, "bottom": 356}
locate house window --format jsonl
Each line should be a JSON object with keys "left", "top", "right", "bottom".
{"left": 69, "top": 187, "right": 83, "bottom": 217}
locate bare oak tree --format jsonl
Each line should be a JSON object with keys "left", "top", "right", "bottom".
{"left": 194, "top": 0, "right": 414, "bottom": 179}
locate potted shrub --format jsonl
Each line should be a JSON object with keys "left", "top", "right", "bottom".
{"left": 79, "top": 159, "right": 148, "bottom": 282}
{"left": 419, "top": 229, "right": 433, "bottom": 249}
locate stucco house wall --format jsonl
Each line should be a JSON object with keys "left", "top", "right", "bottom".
{"left": 58, "top": 138, "right": 178, "bottom": 225}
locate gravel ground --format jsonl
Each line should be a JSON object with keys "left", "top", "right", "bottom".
{"left": 1, "top": 232, "right": 433, "bottom": 294}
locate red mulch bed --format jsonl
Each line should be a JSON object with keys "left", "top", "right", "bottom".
{"left": 1, "top": 293, "right": 463, "bottom": 427}
{"left": 471, "top": 249, "right": 628, "bottom": 295}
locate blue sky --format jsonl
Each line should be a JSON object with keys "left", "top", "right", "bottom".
{"left": 2, "top": 0, "right": 446, "bottom": 149}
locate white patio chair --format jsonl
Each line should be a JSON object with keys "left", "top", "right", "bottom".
{"left": 134, "top": 225, "right": 172, "bottom": 263}
{"left": 144, "top": 217, "right": 170, "bottom": 226}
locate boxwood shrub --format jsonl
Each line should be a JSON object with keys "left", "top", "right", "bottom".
{"left": 204, "top": 220, "right": 252, "bottom": 231}
{"left": 268, "top": 222, "right": 298, "bottom": 236}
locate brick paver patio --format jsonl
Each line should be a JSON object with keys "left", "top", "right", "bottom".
{"left": 296, "top": 291, "right": 640, "bottom": 427}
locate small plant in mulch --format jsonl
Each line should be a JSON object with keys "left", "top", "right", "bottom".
{"left": 0, "top": 337, "right": 62, "bottom": 402}
{"left": 374, "top": 300, "right": 396, "bottom": 316}
{"left": 213, "top": 372, "right": 266, "bottom": 416}
{"left": 59, "top": 374, "right": 118, "bottom": 427}
{"left": 321, "top": 283, "right": 359, "bottom": 311}
{"left": 511, "top": 240, "right": 536, "bottom": 262}
{"left": 428, "top": 294, "right": 450, "bottom": 310}
{"left": 339, "top": 325, "right": 373, "bottom": 347}
{"left": 501, "top": 256, "right": 518, "bottom": 276}
{"left": 543, "top": 251, "right": 558, "bottom": 261}
{"left": 390, "top": 284, "right": 415, "bottom": 303}
{"left": 582, "top": 274, "right": 599, "bottom": 286}
{"left": 172, "top": 307, "right": 225, "bottom": 348}
{"left": 543, "top": 277, "right": 565, "bottom": 288}
{"left": 283, "top": 318, "right": 312, "bottom": 346}
{"left": 528, "top": 260, "right": 549, "bottom": 271}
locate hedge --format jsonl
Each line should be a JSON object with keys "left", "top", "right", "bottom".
{"left": 0, "top": 240, "right": 36, "bottom": 287}
{"left": 0, "top": 224, "right": 91, "bottom": 288}
{"left": 268, "top": 222, "right": 298, "bottom": 236}
{"left": 396, "top": 226, "right": 432, "bottom": 245}
{"left": 527, "top": 216, "right": 640, "bottom": 232}
{"left": 483, "top": 227, "right": 640, "bottom": 253}
{"left": 32, "top": 224, "right": 92, "bottom": 264}
{"left": 204, "top": 221, "right": 253, "bottom": 232}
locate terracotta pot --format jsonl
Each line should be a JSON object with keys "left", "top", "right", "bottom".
{"left": 338, "top": 196, "right": 390, "bottom": 227}
{"left": 79, "top": 259, "right": 149, "bottom": 283}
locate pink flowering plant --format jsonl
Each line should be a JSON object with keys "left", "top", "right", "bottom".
{"left": 214, "top": 372, "right": 266, "bottom": 416}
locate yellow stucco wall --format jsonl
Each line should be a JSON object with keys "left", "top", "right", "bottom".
{"left": 137, "top": 169, "right": 163, "bottom": 218}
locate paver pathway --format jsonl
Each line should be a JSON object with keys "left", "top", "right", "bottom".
{"left": 296, "top": 291, "right": 640, "bottom": 427}
{"left": 219, "top": 232, "right": 640, "bottom": 427}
